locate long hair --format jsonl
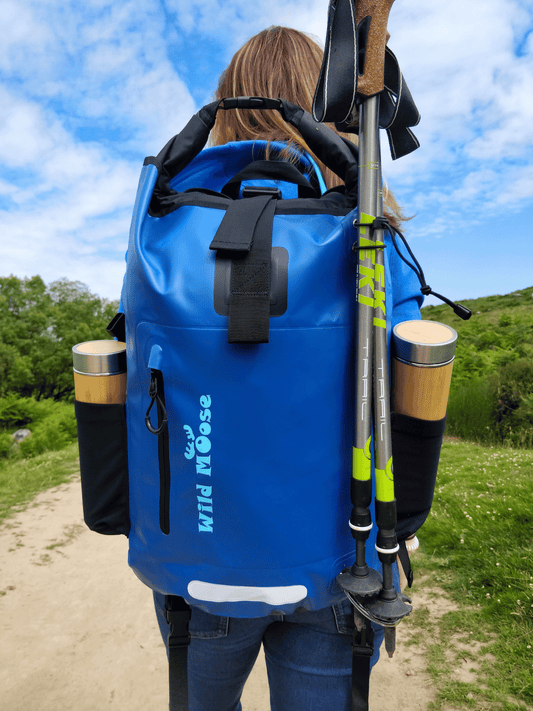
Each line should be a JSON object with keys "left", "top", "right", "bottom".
{"left": 211, "top": 26, "right": 406, "bottom": 228}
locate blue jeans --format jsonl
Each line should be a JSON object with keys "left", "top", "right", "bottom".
{"left": 154, "top": 593, "right": 383, "bottom": 711}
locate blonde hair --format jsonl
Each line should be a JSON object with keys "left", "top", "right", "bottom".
{"left": 212, "top": 26, "right": 406, "bottom": 228}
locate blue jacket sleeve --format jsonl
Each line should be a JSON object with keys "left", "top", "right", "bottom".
{"left": 387, "top": 231, "right": 424, "bottom": 327}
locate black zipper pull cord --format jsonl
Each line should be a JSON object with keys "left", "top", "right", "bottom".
{"left": 145, "top": 370, "right": 168, "bottom": 435}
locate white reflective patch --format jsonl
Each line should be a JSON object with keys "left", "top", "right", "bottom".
{"left": 187, "top": 581, "right": 308, "bottom": 606}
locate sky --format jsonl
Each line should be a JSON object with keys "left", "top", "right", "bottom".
{"left": 1, "top": 0, "right": 532, "bottom": 306}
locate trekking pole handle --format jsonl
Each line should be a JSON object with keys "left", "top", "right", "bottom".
{"left": 356, "top": 0, "right": 396, "bottom": 97}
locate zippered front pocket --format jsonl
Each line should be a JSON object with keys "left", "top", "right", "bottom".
{"left": 145, "top": 346, "right": 171, "bottom": 535}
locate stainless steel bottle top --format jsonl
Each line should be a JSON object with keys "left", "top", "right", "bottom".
{"left": 72, "top": 341, "right": 126, "bottom": 375}
{"left": 392, "top": 320, "right": 458, "bottom": 366}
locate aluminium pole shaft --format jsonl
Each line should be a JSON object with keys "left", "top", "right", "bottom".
{"left": 362, "top": 94, "right": 412, "bottom": 645}
{"left": 341, "top": 94, "right": 383, "bottom": 598}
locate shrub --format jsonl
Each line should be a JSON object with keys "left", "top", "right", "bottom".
{"left": 0, "top": 394, "right": 48, "bottom": 429}
{"left": 0, "top": 395, "right": 76, "bottom": 460}
{"left": 0, "top": 433, "right": 13, "bottom": 458}
{"left": 492, "top": 359, "right": 533, "bottom": 447}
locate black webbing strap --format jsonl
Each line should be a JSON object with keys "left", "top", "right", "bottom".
{"left": 312, "top": 0, "right": 420, "bottom": 160}
{"left": 397, "top": 539, "right": 414, "bottom": 588}
{"left": 166, "top": 595, "right": 191, "bottom": 711}
{"left": 351, "top": 615, "right": 375, "bottom": 711}
{"left": 210, "top": 194, "right": 277, "bottom": 343}
{"left": 312, "top": 0, "right": 357, "bottom": 125}
{"left": 379, "top": 47, "right": 421, "bottom": 160}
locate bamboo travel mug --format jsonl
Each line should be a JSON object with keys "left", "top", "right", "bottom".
{"left": 72, "top": 341, "right": 127, "bottom": 404}
{"left": 392, "top": 321, "right": 458, "bottom": 421}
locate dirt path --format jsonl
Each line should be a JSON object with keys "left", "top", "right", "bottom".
{"left": 0, "top": 478, "right": 436, "bottom": 710}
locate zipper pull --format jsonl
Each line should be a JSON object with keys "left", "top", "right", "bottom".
{"left": 145, "top": 369, "right": 168, "bottom": 435}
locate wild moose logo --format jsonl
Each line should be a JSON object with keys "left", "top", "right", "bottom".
{"left": 183, "top": 395, "right": 213, "bottom": 532}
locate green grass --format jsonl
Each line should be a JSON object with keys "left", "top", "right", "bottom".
{"left": 0, "top": 442, "right": 80, "bottom": 524}
{"left": 406, "top": 439, "right": 533, "bottom": 710}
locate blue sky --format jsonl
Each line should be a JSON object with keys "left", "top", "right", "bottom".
{"left": 1, "top": 0, "right": 532, "bottom": 305}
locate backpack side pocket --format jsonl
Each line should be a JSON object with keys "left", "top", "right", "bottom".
{"left": 391, "top": 412, "right": 447, "bottom": 542}
{"left": 75, "top": 401, "right": 130, "bottom": 536}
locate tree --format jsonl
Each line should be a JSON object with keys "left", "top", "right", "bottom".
{"left": 0, "top": 275, "right": 119, "bottom": 401}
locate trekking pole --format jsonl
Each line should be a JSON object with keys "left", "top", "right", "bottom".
{"left": 333, "top": 0, "right": 412, "bottom": 656}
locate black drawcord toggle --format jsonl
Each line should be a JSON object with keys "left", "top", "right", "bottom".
{"left": 422, "top": 287, "right": 472, "bottom": 320}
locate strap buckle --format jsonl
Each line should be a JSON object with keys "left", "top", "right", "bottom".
{"left": 242, "top": 186, "right": 282, "bottom": 199}
{"left": 164, "top": 596, "right": 191, "bottom": 650}
{"left": 352, "top": 615, "right": 375, "bottom": 658}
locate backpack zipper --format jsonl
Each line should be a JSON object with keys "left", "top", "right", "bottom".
{"left": 145, "top": 368, "right": 171, "bottom": 535}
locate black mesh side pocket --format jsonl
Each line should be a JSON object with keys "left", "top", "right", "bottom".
{"left": 392, "top": 412, "right": 447, "bottom": 541}
{"left": 75, "top": 401, "right": 130, "bottom": 536}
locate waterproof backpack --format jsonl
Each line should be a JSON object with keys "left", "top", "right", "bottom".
{"left": 76, "top": 97, "right": 447, "bottom": 710}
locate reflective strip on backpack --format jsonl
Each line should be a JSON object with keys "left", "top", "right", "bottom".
{"left": 187, "top": 581, "right": 308, "bottom": 606}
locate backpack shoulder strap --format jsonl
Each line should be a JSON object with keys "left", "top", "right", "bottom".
{"left": 350, "top": 615, "right": 375, "bottom": 711}
{"left": 397, "top": 539, "right": 414, "bottom": 588}
{"left": 166, "top": 595, "right": 191, "bottom": 711}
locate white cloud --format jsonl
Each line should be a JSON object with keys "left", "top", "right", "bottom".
{"left": 378, "top": 0, "right": 533, "bottom": 249}
{"left": 0, "top": 0, "right": 199, "bottom": 300}
{"left": 0, "top": 0, "right": 196, "bottom": 146}
{"left": 0, "top": 88, "right": 60, "bottom": 168}
{"left": 493, "top": 164, "right": 533, "bottom": 205}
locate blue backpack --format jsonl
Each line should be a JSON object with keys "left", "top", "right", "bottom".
{"left": 76, "top": 97, "right": 445, "bottom": 709}
{"left": 123, "top": 98, "right": 425, "bottom": 615}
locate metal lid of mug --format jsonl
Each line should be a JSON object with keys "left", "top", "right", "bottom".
{"left": 392, "top": 321, "right": 458, "bottom": 365}
{"left": 72, "top": 341, "right": 126, "bottom": 375}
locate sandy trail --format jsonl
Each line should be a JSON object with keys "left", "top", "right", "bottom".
{"left": 0, "top": 478, "right": 435, "bottom": 710}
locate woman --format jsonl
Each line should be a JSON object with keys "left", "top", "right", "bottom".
{"left": 154, "top": 26, "right": 421, "bottom": 711}
{"left": 211, "top": 26, "right": 407, "bottom": 231}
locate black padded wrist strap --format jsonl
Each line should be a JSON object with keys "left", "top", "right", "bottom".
{"left": 312, "top": 0, "right": 421, "bottom": 160}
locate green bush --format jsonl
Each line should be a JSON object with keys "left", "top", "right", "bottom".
{"left": 492, "top": 358, "right": 533, "bottom": 447}
{"left": 0, "top": 432, "right": 13, "bottom": 458}
{"left": 447, "top": 358, "right": 533, "bottom": 448}
{"left": 0, "top": 394, "right": 48, "bottom": 429}
{"left": 0, "top": 395, "right": 77, "bottom": 460}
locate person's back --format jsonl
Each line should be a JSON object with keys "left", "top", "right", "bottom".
{"left": 150, "top": 25, "right": 422, "bottom": 711}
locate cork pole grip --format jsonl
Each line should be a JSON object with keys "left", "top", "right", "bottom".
{"left": 356, "top": 0, "right": 395, "bottom": 97}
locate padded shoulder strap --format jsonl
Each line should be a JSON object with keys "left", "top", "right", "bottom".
{"left": 166, "top": 595, "right": 191, "bottom": 711}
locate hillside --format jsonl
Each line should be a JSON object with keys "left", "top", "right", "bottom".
{"left": 422, "top": 285, "right": 533, "bottom": 383}
{"left": 421, "top": 285, "right": 533, "bottom": 447}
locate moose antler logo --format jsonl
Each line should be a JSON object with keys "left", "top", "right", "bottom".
{"left": 183, "top": 425, "right": 195, "bottom": 459}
